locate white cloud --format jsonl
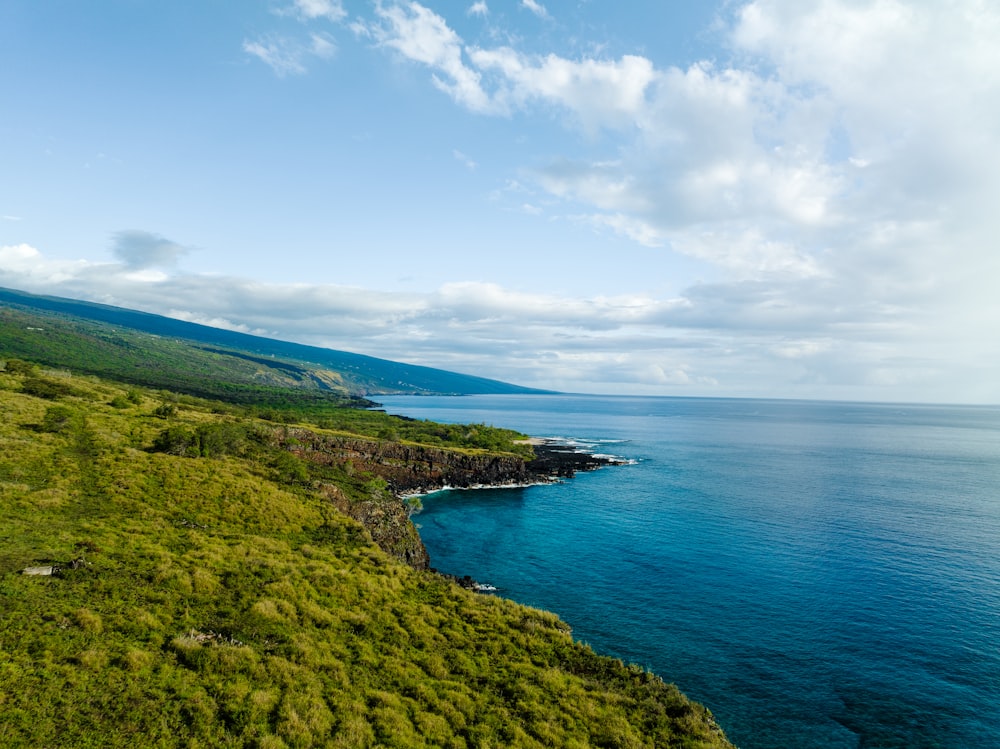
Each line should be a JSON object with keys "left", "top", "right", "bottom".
{"left": 521, "top": 0, "right": 549, "bottom": 20}
{"left": 309, "top": 32, "right": 337, "bottom": 59}
{"left": 365, "top": 0, "right": 998, "bottom": 291}
{"left": 0, "top": 243, "right": 91, "bottom": 285}
{"left": 576, "top": 213, "right": 664, "bottom": 248}
{"left": 243, "top": 36, "right": 309, "bottom": 76}
{"left": 471, "top": 49, "right": 656, "bottom": 132}
{"left": 9, "top": 2, "right": 1000, "bottom": 402}
{"left": 244, "top": 21, "right": 338, "bottom": 76}
{"left": 285, "top": 0, "right": 346, "bottom": 23}
{"left": 368, "top": 2, "right": 494, "bottom": 113}
{"left": 671, "top": 229, "right": 826, "bottom": 279}
{"left": 167, "top": 311, "right": 270, "bottom": 336}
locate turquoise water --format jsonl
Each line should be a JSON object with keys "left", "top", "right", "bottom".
{"left": 375, "top": 394, "right": 1000, "bottom": 749}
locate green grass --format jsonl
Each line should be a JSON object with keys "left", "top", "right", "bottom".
{"left": 0, "top": 364, "right": 732, "bottom": 748}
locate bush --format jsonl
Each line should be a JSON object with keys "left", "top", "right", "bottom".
{"left": 109, "top": 395, "right": 130, "bottom": 409}
{"left": 21, "top": 376, "right": 75, "bottom": 400}
{"left": 153, "top": 402, "right": 177, "bottom": 418}
{"left": 152, "top": 425, "right": 198, "bottom": 456}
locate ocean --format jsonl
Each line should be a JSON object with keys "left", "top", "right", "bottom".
{"left": 374, "top": 393, "right": 1000, "bottom": 749}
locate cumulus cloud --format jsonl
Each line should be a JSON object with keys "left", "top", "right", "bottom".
{"left": 470, "top": 50, "right": 656, "bottom": 132}
{"left": 467, "top": 1, "right": 488, "bottom": 17}
{"left": 364, "top": 1, "right": 999, "bottom": 262}
{"left": 354, "top": 1, "right": 1000, "bottom": 399}
{"left": 0, "top": 243, "right": 91, "bottom": 285}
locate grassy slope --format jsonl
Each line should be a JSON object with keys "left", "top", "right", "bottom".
{"left": 0, "top": 366, "right": 734, "bottom": 748}
{"left": 0, "top": 303, "right": 371, "bottom": 408}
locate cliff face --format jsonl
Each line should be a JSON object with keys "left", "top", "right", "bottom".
{"left": 318, "top": 482, "right": 431, "bottom": 570}
{"left": 283, "top": 429, "right": 534, "bottom": 494}
{"left": 277, "top": 429, "right": 618, "bottom": 570}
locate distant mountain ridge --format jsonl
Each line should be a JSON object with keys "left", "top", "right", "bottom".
{"left": 0, "top": 286, "right": 549, "bottom": 397}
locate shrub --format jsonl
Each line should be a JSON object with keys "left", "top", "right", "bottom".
{"left": 152, "top": 425, "right": 198, "bottom": 456}
{"left": 40, "top": 405, "right": 75, "bottom": 433}
{"left": 153, "top": 402, "right": 177, "bottom": 418}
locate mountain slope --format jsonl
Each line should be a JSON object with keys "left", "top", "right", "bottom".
{"left": 0, "top": 362, "right": 734, "bottom": 748}
{"left": 0, "top": 286, "right": 548, "bottom": 397}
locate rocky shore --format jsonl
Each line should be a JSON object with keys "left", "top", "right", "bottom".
{"left": 523, "top": 438, "right": 626, "bottom": 480}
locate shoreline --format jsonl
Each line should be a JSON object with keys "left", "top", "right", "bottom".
{"left": 400, "top": 437, "right": 629, "bottom": 500}
{"left": 404, "top": 437, "right": 628, "bottom": 592}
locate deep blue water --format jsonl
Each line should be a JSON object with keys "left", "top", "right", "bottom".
{"left": 375, "top": 394, "right": 1000, "bottom": 749}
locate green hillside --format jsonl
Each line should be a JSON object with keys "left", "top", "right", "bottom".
{"left": 0, "top": 287, "right": 549, "bottom": 397}
{"left": 0, "top": 360, "right": 733, "bottom": 748}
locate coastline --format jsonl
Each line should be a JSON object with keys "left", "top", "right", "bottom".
{"left": 402, "top": 437, "right": 627, "bottom": 592}
{"left": 401, "top": 437, "right": 628, "bottom": 500}
{"left": 279, "top": 428, "right": 629, "bottom": 571}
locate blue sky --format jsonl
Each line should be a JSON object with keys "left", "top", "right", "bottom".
{"left": 2, "top": 1, "right": 999, "bottom": 403}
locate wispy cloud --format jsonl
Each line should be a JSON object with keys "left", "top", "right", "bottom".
{"left": 282, "top": 0, "right": 346, "bottom": 23}
{"left": 452, "top": 149, "right": 478, "bottom": 170}
{"left": 243, "top": 36, "right": 310, "bottom": 76}
{"left": 521, "top": 0, "right": 550, "bottom": 20}
{"left": 364, "top": 2, "right": 494, "bottom": 113}
{"left": 309, "top": 31, "right": 337, "bottom": 58}
{"left": 243, "top": 29, "right": 337, "bottom": 75}
{"left": 467, "top": 1, "right": 488, "bottom": 17}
